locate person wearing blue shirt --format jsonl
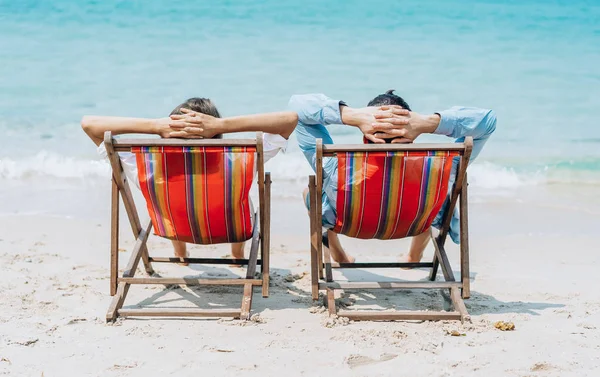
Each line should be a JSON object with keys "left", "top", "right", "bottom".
{"left": 164, "top": 90, "right": 496, "bottom": 266}
{"left": 289, "top": 90, "right": 497, "bottom": 264}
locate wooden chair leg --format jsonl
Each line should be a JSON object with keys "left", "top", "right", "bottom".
{"left": 107, "top": 282, "right": 129, "bottom": 322}
{"left": 432, "top": 236, "right": 456, "bottom": 282}
{"left": 106, "top": 221, "right": 151, "bottom": 322}
{"left": 450, "top": 287, "right": 470, "bottom": 323}
{"left": 120, "top": 182, "right": 154, "bottom": 276}
{"left": 261, "top": 173, "right": 271, "bottom": 298}
{"left": 322, "top": 236, "right": 333, "bottom": 282}
{"left": 429, "top": 255, "right": 439, "bottom": 281}
{"left": 460, "top": 174, "right": 470, "bottom": 299}
{"left": 240, "top": 283, "right": 254, "bottom": 320}
{"left": 317, "top": 234, "right": 324, "bottom": 280}
{"left": 243, "top": 212, "right": 260, "bottom": 318}
{"left": 246, "top": 212, "right": 260, "bottom": 279}
{"left": 428, "top": 230, "right": 439, "bottom": 281}
{"left": 309, "top": 176, "right": 319, "bottom": 300}
{"left": 326, "top": 288, "right": 336, "bottom": 317}
{"left": 110, "top": 179, "right": 119, "bottom": 296}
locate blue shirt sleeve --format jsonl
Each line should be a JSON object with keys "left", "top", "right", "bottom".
{"left": 288, "top": 94, "right": 346, "bottom": 172}
{"left": 288, "top": 94, "right": 346, "bottom": 126}
{"left": 434, "top": 107, "right": 497, "bottom": 162}
{"left": 288, "top": 94, "right": 346, "bottom": 228}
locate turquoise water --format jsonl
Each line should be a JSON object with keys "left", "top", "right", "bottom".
{"left": 1, "top": 0, "right": 599, "bottom": 199}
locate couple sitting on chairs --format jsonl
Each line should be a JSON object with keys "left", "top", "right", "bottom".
{"left": 82, "top": 90, "right": 496, "bottom": 321}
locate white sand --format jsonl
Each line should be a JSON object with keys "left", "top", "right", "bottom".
{"left": 1, "top": 196, "right": 599, "bottom": 377}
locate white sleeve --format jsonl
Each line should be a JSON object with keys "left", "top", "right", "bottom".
{"left": 97, "top": 143, "right": 140, "bottom": 190}
{"left": 262, "top": 133, "right": 288, "bottom": 163}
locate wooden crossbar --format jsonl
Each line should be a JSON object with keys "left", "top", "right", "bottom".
{"left": 113, "top": 138, "right": 257, "bottom": 151}
{"left": 319, "top": 281, "right": 462, "bottom": 290}
{"left": 148, "top": 257, "right": 262, "bottom": 265}
{"left": 338, "top": 310, "right": 462, "bottom": 321}
{"left": 322, "top": 142, "right": 466, "bottom": 156}
{"left": 118, "top": 309, "right": 241, "bottom": 318}
{"left": 330, "top": 262, "right": 433, "bottom": 269}
{"left": 119, "top": 278, "right": 263, "bottom": 285}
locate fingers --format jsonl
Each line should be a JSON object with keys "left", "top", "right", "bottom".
{"left": 372, "top": 118, "right": 409, "bottom": 129}
{"left": 169, "top": 119, "right": 204, "bottom": 129}
{"left": 371, "top": 133, "right": 413, "bottom": 144}
{"left": 364, "top": 134, "right": 386, "bottom": 144}
{"left": 391, "top": 137, "right": 413, "bottom": 144}
{"left": 373, "top": 113, "right": 410, "bottom": 122}
{"left": 378, "top": 106, "right": 409, "bottom": 115}
{"left": 372, "top": 125, "right": 407, "bottom": 136}
{"left": 169, "top": 120, "right": 188, "bottom": 129}
{"left": 170, "top": 113, "right": 203, "bottom": 123}
{"left": 180, "top": 108, "right": 197, "bottom": 116}
{"left": 181, "top": 126, "right": 203, "bottom": 134}
{"left": 169, "top": 131, "right": 205, "bottom": 139}
{"left": 373, "top": 132, "right": 402, "bottom": 139}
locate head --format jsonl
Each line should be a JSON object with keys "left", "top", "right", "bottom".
{"left": 364, "top": 90, "right": 411, "bottom": 144}
{"left": 170, "top": 97, "right": 223, "bottom": 139}
{"left": 367, "top": 89, "right": 411, "bottom": 110}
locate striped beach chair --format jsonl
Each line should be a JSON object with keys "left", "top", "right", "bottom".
{"left": 103, "top": 131, "right": 271, "bottom": 321}
{"left": 308, "top": 137, "right": 473, "bottom": 321}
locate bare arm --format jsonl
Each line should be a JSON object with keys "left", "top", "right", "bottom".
{"left": 81, "top": 116, "right": 170, "bottom": 146}
{"left": 169, "top": 109, "right": 299, "bottom": 139}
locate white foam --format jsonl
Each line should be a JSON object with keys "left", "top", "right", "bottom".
{"left": 0, "top": 151, "right": 110, "bottom": 181}
{"left": 468, "top": 162, "right": 539, "bottom": 189}
{"left": 2, "top": 150, "right": 597, "bottom": 193}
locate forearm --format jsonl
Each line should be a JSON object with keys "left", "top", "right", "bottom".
{"left": 220, "top": 111, "right": 298, "bottom": 139}
{"left": 434, "top": 107, "right": 496, "bottom": 139}
{"left": 433, "top": 107, "right": 497, "bottom": 161}
{"left": 81, "top": 116, "right": 159, "bottom": 146}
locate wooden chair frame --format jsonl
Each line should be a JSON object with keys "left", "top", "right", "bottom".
{"left": 309, "top": 137, "right": 473, "bottom": 322}
{"left": 103, "top": 131, "right": 271, "bottom": 321}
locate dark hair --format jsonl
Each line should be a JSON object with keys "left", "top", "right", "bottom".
{"left": 170, "top": 97, "right": 221, "bottom": 117}
{"left": 365, "top": 90, "right": 411, "bottom": 144}
{"left": 170, "top": 97, "right": 222, "bottom": 139}
{"left": 367, "top": 89, "right": 411, "bottom": 111}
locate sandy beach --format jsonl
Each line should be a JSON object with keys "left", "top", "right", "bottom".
{"left": 2, "top": 1, "right": 599, "bottom": 375}
{"left": 1, "top": 189, "right": 599, "bottom": 377}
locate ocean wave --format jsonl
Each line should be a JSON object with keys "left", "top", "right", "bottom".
{"left": 0, "top": 151, "right": 110, "bottom": 181}
{"left": 467, "top": 162, "right": 540, "bottom": 189}
{"left": 2, "top": 151, "right": 599, "bottom": 189}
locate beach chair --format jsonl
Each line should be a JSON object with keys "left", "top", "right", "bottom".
{"left": 308, "top": 137, "right": 473, "bottom": 321}
{"left": 103, "top": 131, "right": 271, "bottom": 321}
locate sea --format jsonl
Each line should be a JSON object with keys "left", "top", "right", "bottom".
{"left": 1, "top": 0, "right": 599, "bottom": 222}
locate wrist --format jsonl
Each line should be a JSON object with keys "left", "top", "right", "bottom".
{"left": 415, "top": 113, "right": 440, "bottom": 135}
{"left": 216, "top": 117, "right": 230, "bottom": 133}
{"left": 340, "top": 106, "right": 360, "bottom": 127}
{"left": 151, "top": 118, "right": 163, "bottom": 135}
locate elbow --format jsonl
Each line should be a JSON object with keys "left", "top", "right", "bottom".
{"left": 81, "top": 116, "right": 104, "bottom": 143}
{"left": 282, "top": 111, "right": 299, "bottom": 139}
{"left": 288, "top": 111, "right": 299, "bottom": 124}
{"left": 288, "top": 95, "right": 305, "bottom": 113}
{"left": 81, "top": 116, "right": 94, "bottom": 136}
{"left": 485, "top": 110, "right": 497, "bottom": 136}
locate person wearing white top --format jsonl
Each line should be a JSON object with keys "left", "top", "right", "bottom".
{"left": 82, "top": 97, "right": 409, "bottom": 265}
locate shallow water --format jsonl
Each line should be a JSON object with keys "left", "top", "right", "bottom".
{"left": 1, "top": 0, "right": 599, "bottom": 217}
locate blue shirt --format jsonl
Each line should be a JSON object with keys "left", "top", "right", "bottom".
{"left": 289, "top": 94, "right": 497, "bottom": 243}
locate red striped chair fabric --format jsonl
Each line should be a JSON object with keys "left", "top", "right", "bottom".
{"left": 132, "top": 146, "right": 256, "bottom": 244}
{"left": 334, "top": 150, "right": 459, "bottom": 239}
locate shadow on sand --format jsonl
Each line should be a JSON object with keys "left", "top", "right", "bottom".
{"left": 121, "top": 263, "right": 564, "bottom": 319}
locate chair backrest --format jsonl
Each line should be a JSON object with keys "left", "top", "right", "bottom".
{"left": 316, "top": 139, "right": 472, "bottom": 240}
{"left": 110, "top": 135, "right": 265, "bottom": 245}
